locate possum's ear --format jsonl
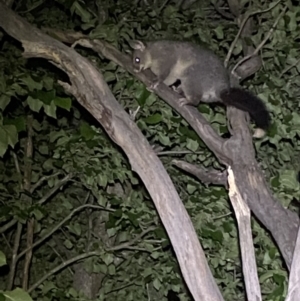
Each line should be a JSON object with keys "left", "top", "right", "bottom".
{"left": 128, "top": 40, "right": 146, "bottom": 51}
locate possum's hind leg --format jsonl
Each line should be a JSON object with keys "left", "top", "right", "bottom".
{"left": 178, "top": 78, "right": 202, "bottom": 107}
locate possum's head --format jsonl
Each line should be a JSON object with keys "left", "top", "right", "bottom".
{"left": 129, "top": 40, "right": 152, "bottom": 73}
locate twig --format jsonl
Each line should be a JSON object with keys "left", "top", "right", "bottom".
{"left": 108, "top": 226, "right": 157, "bottom": 252}
{"left": 12, "top": 151, "right": 23, "bottom": 190}
{"left": 47, "top": 243, "right": 74, "bottom": 276}
{"left": 157, "top": 150, "right": 203, "bottom": 156}
{"left": 0, "top": 219, "right": 17, "bottom": 234}
{"left": 6, "top": 222, "right": 23, "bottom": 290}
{"left": 105, "top": 278, "right": 139, "bottom": 295}
{"left": 0, "top": 173, "right": 74, "bottom": 235}
{"left": 232, "top": 5, "right": 287, "bottom": 74}
{"left": 22, "top": 115, "right": 34, "bottom": 290}
{"left": 280, "top": 57, "right": 300, "bottom": 78}
{"left": 224, "top": 0, "right": 282, "bottom": 68}
{"left": 213, "top": 212, "right": 232, "bottom": 220}
{"left": 30, "top": 172, "right": 61, "bottom": 193}
{"left": 37, "top": 173, "right": 74, "bottom": 205}
{"left": 28, "top": 226, "right": 156, "bottom": 293}
{"left": 158, "top": 0, "right": 170, "bottom": 13}
{"left": 17, "top": 204, "right": 112, "bottom": 261}
{"left": 28, "top": 251, "right": 100, "bottom": 293}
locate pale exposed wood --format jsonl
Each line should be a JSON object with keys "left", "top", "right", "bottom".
{"left": 228, "top": 167, "right": 262, "bottom": 301}
{"left": 0, "top": 2, "right": 225, "bottom": 300}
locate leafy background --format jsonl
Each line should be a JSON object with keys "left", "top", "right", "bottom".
{"left": 0, "top": 0, "right": 299, "bottom": 300}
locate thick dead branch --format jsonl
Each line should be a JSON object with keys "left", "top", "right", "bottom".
{"left": 68, "top": 37, "right": 299, "bottom": 269}
{"left": 286, "top": 226, "right": 300, "bottom": 301}
{"left": 172, "top": 160, "right": 228, "bottom": 186}
{"left": 225, "top": 1, "right": 297, "bottom": 270}
{"left": 228, "top": 167, "right": 261, "bottom": 301}
{"left": 0, "top": 2, "right": 224, "bottom": 300}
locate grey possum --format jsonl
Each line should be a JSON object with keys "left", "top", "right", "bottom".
{"left": 129, "top": 40, "right": 270, "bottom": 134}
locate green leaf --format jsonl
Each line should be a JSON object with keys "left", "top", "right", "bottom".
{"left": 71, "top": 2, "right": 93, "bottom": 22}
{"left": 103, "top": 71, "right": 116, "bottom": 82}
{"left": 54, "top": 96, "right": 72, "bottom": 111}
{"left": 214, "top": 25, "right": 224, "bottom": 39}
{"left": 4, "top": 117, "right": 26, "bottom": 132}
{"left": 102, "top": 253, "right": 114, "bottom": 266}
{"left": 19, "top": 75, "right": 43, "bottom": 91}
{"left": 42, "top": 281, "right": 57, "bottom": 295}
{"left": 3, "top": 288, "right": 33, "bottom": 301}
{"left": 108, "top": 264, "right": 116, "bottom": 275}
{"left": 64, "top": 239, "right": 73, "bottom": 249}
{"left": 136, "top": 88, "right": 151, "bottom": 106}
{"left": 186, "top": 184, "right": 197, "bottom": 195}
{"left": 80, "top": 123, "right": 96, "bottom": 140}
{"left": 144, "top": 113, "right": 162, "bottom": 125}
{"left": 0, "top": 251, "right": 7, "bottom": 267}
{"left": 34, "top": 90, "right": 55, "bottom": 105}
{"left": 153, "top": 278, "right": 162, "bottom": 291}
{"left": 0, "top": 94, "right": 10, "bottom": 111}
{"left": 2, "top": 125, "right": 18, "bottom": 148}
{"left": 157, "top": 132, "right": 170, "bottom": 146}
{"left": 27, "top": 96, "right": 43, "bottom": 113}
{"left": 42, "top": 77, "right": 54, "bottom": 90}
{"left": 186, "top": 138, "right": 198, "bottom": 152}
{"left": 98, "top": 264, "right": 107, "bottom": 274}
{"left": 43, "top": 101, "right": 57, "bottom": 119}
{"left": 0, "top": 125, "right": 18, "bottom": 148}
{"left": 117, "top": 231, "right": 128, "bottom": 243}
{"left": 279, "top": 170, "right": 299, "bottom": 190}
{"left": 210, "top": 230, "right": 223, "bottom": 243}
{"left": 67, "top": 223, "right": 82, "bottom": 236}
{"left": 0, "top": 127, "right": 8, "bottom": 157}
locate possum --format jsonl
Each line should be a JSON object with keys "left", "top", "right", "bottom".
{"left": 129, "top": 40, "right": 270, "bottom": 137}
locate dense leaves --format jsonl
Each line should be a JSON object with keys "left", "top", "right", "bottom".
{"left": 0, "top": 0, "right": 299, "bottom": 301}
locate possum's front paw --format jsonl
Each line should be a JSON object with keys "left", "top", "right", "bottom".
{"left": 178, "top": 97, "right": 189, "bottom": 106}
{"left": 147, "top": 81, "right": 160, "bottom": 92}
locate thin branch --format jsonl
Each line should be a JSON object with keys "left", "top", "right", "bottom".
{"left": 30, "top": 172, "right": 61, "bottom": 194}
{"left": 47, "top": 242, "right": 74, "bottom": 276}
{"left": 105, "top": 278, "right": 139, "bottom": 295}
{"left": 213, "top": 212, "right": 232, "bottom": 220}
{"left": 6, "top": 222, "right": 23, "bottom": 290}
{"left": 280, "top": 57, "right": 300, "bottom": 78}
{"left": 224, "top": 0, "right": 282, "bottom": 67}
{"left": 108, "top": 226, "right": 157, "bottom": 252}
{"left": 157, "top": 150, "right": 203, "bottom": 156}
{"left": 232, "top": 5, "right": 287, "bottom": 74}
{"left": 17, "top": 204, "right": 112, "bottom": 261}
{"left": 28, "top": 226, "right": 156, "bottom": 293}
{"left": 0, "top": 173, "right": 74, "bottom": 235}
{"left": 158, "top": 0, "right": 170, "bottom": 13}
{"left": 37, "top": 173, "right": 74, "bottom": 205}
{"left": 172, "top": 159, "right": 228, "bottom": 186}
{"left": 0, "top": 219, "right": 17, "bottom": 234}
{"left": 12, "top": 151, "right": 23, "bottom": 190}
{"left": 28, "top": 251, "right": 100, "bottom": 293}
{"left": 22, "top": 114, "right": 34, "bottom": 290}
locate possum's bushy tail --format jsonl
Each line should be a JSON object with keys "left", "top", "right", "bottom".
{"left": 220, "top": 87, "right": 270, "bottom": 130}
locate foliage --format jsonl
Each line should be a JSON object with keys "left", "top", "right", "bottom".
{"left": 0, "top": 0, "right": 299, "bottom": 301}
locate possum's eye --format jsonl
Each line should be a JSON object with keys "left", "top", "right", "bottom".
{"left": 135, "top": 57, "right": 140, "bottom": 64}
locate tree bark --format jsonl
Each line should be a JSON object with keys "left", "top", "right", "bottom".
{"left": 0, "top": 2, "right": 225, "bottom": 300}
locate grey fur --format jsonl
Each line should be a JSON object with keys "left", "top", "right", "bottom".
{"left": 129, "top": 40, "right": 270, "bottom": 131}
{"left": 129, "top": 40, "right": 229, "bottom": 106}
